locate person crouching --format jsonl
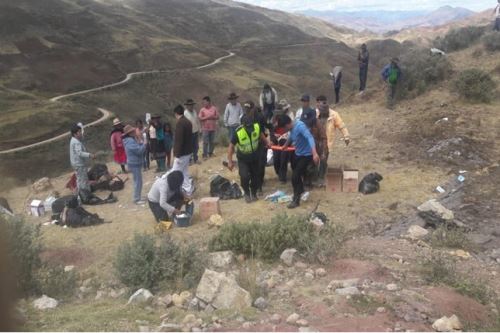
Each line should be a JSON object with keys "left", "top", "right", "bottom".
{"left": 147, "top": 170, "right": 185, "bottom": 222}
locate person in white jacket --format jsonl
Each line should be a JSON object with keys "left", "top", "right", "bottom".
{"left": 494, "top": 0, "right": 500, "bottom": 31}
{"left": 69, "top": 124, "right": 95, "bottom": 192}
{"left": 224, "top": 92, "right": 243, "bottom": 140}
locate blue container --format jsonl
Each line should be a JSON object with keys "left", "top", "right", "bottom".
{"left": 174, "top": 201, "right": 194, "bottom": 228}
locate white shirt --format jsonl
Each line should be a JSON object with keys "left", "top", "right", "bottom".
{"left": 184, "top": 109, "right": 201, "bottom": 133}
{"left": 496, "top": 5, "right": 500, "bottom": 17}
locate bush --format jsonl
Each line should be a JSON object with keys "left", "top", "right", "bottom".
{"left": 434, "top": 26, "right": 486, "bottom": 52}
{"left": 1, "top": 216, "right": 42, "bottom": 296}
{"left": 114, "top": 234, "right": 205, "bottom": 291}
{"left": 453, "top": 69, "right": 497, "bottom": 103}
{"left": 430, "top": 225, "right": 473, "bottom": 250}
{"left": 482, "top": 31, "right": 500, "bottom": 52}
{"left": 36, "top": 264, "right": 77, "bottom": 299}
{"left": 208, "top": 213, "right": 345, "bottom": 263}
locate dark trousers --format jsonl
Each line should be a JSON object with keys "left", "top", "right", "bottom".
{"left": 202, "top": 131, "right": 215, "bottom": 157}
{"left": 238, "top": 158, "right": 260, "bottom": 196}
{"left": 495, "top": 18, "right": 500, "bottom": 31}
{"left": 359, "top": 65, "right": 368, "bottom": 91}
{"left": 273, "top": 149, "right": 292, "bottom": 182}
{"left": 148, "top": 200, "right": 169, "bottom": 222}
{"left": 192, "top": 132, "right": 199, "bottom": 162}
{"left": 318, "top": 151, "right": 329, "bottom": 182}
{"left": 334, "top": 86, "right": 341, "bottom": 104}
{"left": 263, "top": 103, "right": 274, "bottom": 123}
{"left": 257, "top": 146, "right": 267, "bottom": 190}
{"left": 143, "top": 145, "right": 150, "bottom": 170}
{"left": 291, "top": 155, "right": 313, "bottom": 201}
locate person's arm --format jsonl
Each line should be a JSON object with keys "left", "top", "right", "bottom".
{"left": 158, "top": 183, "right": 178, "bottom": 216}
{"left": 227, "top": 143, "right": 236, "bottom": 171}
{"left": 213, "top": 107, "right": 220, "bottom": 120}
{"left": 224, "top": 104, "right": 229, "bottom": 127}
{"left": 302, "top": 125, "right": 320, "bottom": 164}
{"left": 334, "top": 114, "right": 350, "bottom": 146}
{"left": 273, "top": 88, "right": 278, "bottom": 105}
{"left": 198, "top": 109, "right": 207, "bottom": 121}
{"left": 127, "top": 139, "right": 146, "bottom": 156}
{"left": 110, "top": 134, "right": 116, "bottom": 152}
{"left": 260, "top": 132, "right": 271, "bottom": 148}
{"left": 259, "top": 92, "right": 264, "bottom": 109}
{"left": 75, "top": 141, "right": 91, "bottom": 159}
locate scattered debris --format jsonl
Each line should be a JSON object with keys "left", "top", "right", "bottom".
{"left": 436, "top": 186, "right": 446, "bottom": 194}
{"left": 386, "top": 283, "right": 398, "bottom": 291}
{"left": 64, "top": 265, "right": 75, "bottom": 272}
{"left": 32, "top": 177, "right": 52, "bottom": 193}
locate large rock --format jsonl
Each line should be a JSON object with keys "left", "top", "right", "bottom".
{"left": 33, "top": 295, "right": 58, "bottom": 310}
{"left": 127, "top": 288, "right": 153, "bottom": 305}
{"left": 406, "top": 225, "right": 429, "bottom": 240}
{"left": 208, "top": 251, "right": 235, "bottom": 270}
{"left": 32, "top": 177, "right": 52, "bottom": 193}
{"left": 172, "top": 291, "right": 191, "bottom": 308}
{"left": 280, "top": 248, "right": 298, "bottom": 266}
{"left": 432, "top": 315, "right": 462, "bottom": 332}
{"left": 196, "top": 269, "right": 252, "bottom": 310}
{"left": 418, "top": 199, "right": 454, "bottom": 225}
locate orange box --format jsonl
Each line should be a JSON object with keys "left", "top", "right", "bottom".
{"left": 326, "top": 168, "right": 343, "bottom": 192}
{"left": 199, "top": 197, "right": 221, "bottom": 221}
{"left": 342, "top": 169, "right": 359, "bottom": 193}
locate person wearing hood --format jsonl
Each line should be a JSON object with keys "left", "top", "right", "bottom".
{"left": 330, "top": 66, "right": 343, "bottom": 104}
{"left": 123, "top": 124, "right": 146, "bottom": 204}
{"left": 358, "top": 43, "right": 369, "bottom": 93}
{"left": 227, "top": 101, "right": 270, "bottom": 203}
{"left": 316, "top": 95, "right": 350, "bottom": 186}
{"left": 110, "top": 118, "right": 127, "bottom": 173}
{"left": 147, "top": 170, "right": 186, "bottom": 222}
{"left": 259, "top": 83, "right": 278, "bottom": 123}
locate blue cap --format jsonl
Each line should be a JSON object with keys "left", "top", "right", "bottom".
{"left": 300, "top": 108, "right": 316, "bottom": 127}
{"left": 300, "top": 94, "right": 310, "bottom": 102}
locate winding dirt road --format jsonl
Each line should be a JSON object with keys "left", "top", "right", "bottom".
{"left": 0, "top": 51, "right": 235, "bottom": 155}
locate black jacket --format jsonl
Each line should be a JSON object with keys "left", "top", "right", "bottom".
{"left": 174, "top": 116, "right": 193, "bottom": 157}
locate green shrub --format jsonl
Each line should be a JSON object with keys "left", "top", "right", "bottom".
{"left": 453, "top": 69, "right": 497, "bottom": 103}
{"left": 1, "top": 216, "right": 42, "bottom": 296}
{"left": 114, "top": 234, "right": 205, "bottom": 291}
{"left": 208, "top": 213, "right": 345, "bottom": 263}
{"left": 36, "top": 264, "right": 77, "bottom": 299}
{"left": 430, "top": 225, "right": 473, "bottom": 250}
{"left": 482, "top": 31, "right": 500, "bottom": 52}
{"left": 434, "top": 26, "right": 486, "bottom": 52}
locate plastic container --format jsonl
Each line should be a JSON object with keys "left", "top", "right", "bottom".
{"left": 174, "top": 201, "right": 194, "bottom": 228}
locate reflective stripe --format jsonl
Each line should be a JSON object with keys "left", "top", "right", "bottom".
{"left": 236, "top": 123, "right": 260, "bottom": 154}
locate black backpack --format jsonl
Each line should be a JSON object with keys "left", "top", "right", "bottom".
{"left": 210, "top": 175, "right": 242, "bottom": 200}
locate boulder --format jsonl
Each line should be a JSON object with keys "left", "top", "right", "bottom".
{"left": 432, "top": 315, "right": 462, "bottom": 332}
{"left": 417, "top": 199, "right": 454, "bottom": 225}
{"left": 386, "top": 283, "right": 398, "bottom": 291}
{"left": 280, "top": 248, "right": 298, "bottom": 266}
{"left": 315, "top": 268, "right": 327, "bottom": 277}
{"left": 208, "top": 251, "right": 235, "bottom": 270}
{"left": 159, "top": 294, "right": 173, "bottom": 307}
{"left": 32, "top": 177, "right": 52, "bottom": 193}
{"left": 406, "top": 225, "right": 429, "bottom": 240}
{"left": 253, "top": 297, "right": 268, "bottom": 310}
{"left": 33, "top": 295, "right": 58, "bottom": 310}
{"left": 296, "top": 319, "right": 309, "bottom": 327}
{"left": 335, "top": 287, "right": 360, "bottom": 296}
{"left": 64, "top": 265, "right": 75, "bottom": 272}
{"left": 127, "top": 288, "right": 153, "bottom": 305}
{"left": 270, "top": 314, "right": 282, "bottom": 323}
{"left": 196, "top": 269, "right": 252, "bottom": 310}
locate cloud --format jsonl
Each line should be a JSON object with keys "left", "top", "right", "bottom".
{"left": 235, "top": 0, "right": 492, "bottom": 12}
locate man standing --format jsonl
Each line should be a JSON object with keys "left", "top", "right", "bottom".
{"left": 183, "top": 99, "right": 201, "bottom": 164}
{"left": 259, "top": 83, "right": 278, "bottom": 123}
{"left": 224, "top": 92, "right": 243, "bottom": 140}
{"left": 381, "top": 57, "right": 402, "bottom": 110}
{"left": 69, "top": 124, "right": 94, "bottom": 193}
{"left": 282, "top": 114, "right": 320, "bottom": 209}
{"left": 330, "top": 66, "right": 343, "bottom": 104}
{"left": 358, "top": 43, "right": 369, "bottom": 93}
{"left": 172, "top": 105, "right": 194, "bottom": 196}
{"left": 494, "top": 0, "right": 500, "bottom": 31}
{"left": 227, "top": 103, "right": 269, "bottom": 203}
{"left": 316, "top": 95, "right": 350, "bottom": 186}
{"left": 198, "top": 96, "right": 219, "bottom": 159}
{"left": 295, "top": 94, "right": 315, "bottom": 120}
{"left": 302, "top": 107, "right": 328, "bottom": 187}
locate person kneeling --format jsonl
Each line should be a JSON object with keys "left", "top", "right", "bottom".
{"left": 147, "top": 170, "right": 185, "bottom": 222}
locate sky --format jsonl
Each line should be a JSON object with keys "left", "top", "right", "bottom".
{"left": 234, "top": 0, "right": 494, "bottom": 12}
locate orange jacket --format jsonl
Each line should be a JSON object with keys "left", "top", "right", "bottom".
{"left": 316, "top": 108, "right": 350, "bottom": 152}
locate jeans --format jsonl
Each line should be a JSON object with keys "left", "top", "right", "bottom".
{"left": 318, "top": 151, "right": 329, "bottom": 183}
{"left": 291, "top": 155, "right": 313, "bottom": 201}
{"left": 227, "top": 125, "right": 238, "bottom": 141}
{"left": 74, "top": 166, "right": 90, "bottom": 192}
{"left": 334, "top": 86, "right": 341, "bottom": 104}
{"left": 238, "top": 157, "right": 260, "bottom": 196}
{"left": 202, "top": 130, "right": 216, "bottom": 157}
{"left": 263, "top": 103, "right": 274, "bottom": 123}
{"left": 495, "top": 18, "right": 500, "bottom": 31}
{"left": 143, "top": 145, "right": 150, "bottom": 170}
{"left": 172, "top": 154, "right": 193, "bottom": 196}
{"left": 273, "top": 149, "right": 292, "bottom": 182}
{"left": 129, "top": 165, "right": 143, "bottom": 202}
{"left": 192, "top": 132, "right": 199, "bottom": 162}
{"left": 148, "top": 200, "right": 169, "bottom": 222}
{"left": 359, "top": 65, "right": 368, "bottom": 91}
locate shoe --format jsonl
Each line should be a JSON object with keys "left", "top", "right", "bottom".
{"left": 135, "top": 200, "right": 146, "bottom": 205}
{"left": 250, "top": 193, "right": 258, "bottom": 202}
{"left": 287, "top": 200, "right": 300, "bottom": 209}
{"left": 244, "top": 195, "right": 252, "bottom": 204}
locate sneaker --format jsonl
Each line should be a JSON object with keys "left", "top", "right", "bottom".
{"left": 244, "top": 195, "right": 252, "bottom": 203}
{"left": 251, "top": 194, "right": 258, "bottom": 202}
{"left": 135, "top": 200, "right": 146, "bottom": 205}
{"left": 287, "top": 201, "right": 300, "bottom": 209}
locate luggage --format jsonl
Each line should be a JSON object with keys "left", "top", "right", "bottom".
{"left": 209, "top": 175, "right": 242, "bottom": 200}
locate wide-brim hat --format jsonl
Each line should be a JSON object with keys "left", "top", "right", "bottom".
{"left": 391, "top": 57, "right": 400, "bottom": 63}
{"left": 122, "top": 124, "right": 136, "bottom": 137}
{"left": 184, "top": 99, "right": 196, "bottom": 106}
{"left": 151, "top": 114, "right": 161, "bottom": 119}
{"left": 228, "top": 92, "right": 239, "bottom": 100}
{"left": 277, "top": 99, "right": 291, "bottom": 110}
{"left": 112, "top": 118, "right": 122, "bottom": 126}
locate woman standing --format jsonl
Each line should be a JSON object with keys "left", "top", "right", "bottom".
{"left": 110, "top": 118, "right": 127, "bottom": 173}
{"left": 135, "top": 119, "right": 149, "bottom": 170}
{"left": 123, "top": 124, "right": 146, "bottom": 204}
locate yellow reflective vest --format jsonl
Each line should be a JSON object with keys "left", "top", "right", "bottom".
{"left": 236, "top": 123, "right": 260, "bottom": 154}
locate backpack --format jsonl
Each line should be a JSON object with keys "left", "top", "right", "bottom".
{"left": 388, "top": 67, "right": 399, "bottom": 85}
{"left": 210, "top": 175, "right": 243, "bottom": 200}
{"left": 88, "top": 164, "right": 109, "bottom": 181}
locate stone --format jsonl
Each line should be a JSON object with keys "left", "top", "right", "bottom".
{"left": 295, "top": 262, "right": 308, "bottom": 269}
{"left": 64, "top": 265, "right": 75, "bottom": 272}
{"left": 32, "top": 177, "right": 52, "bottom": 193}
{"left": 432, "top": 315, "right": 462, "bottom": 332}
{"left": 160, "top": 294, "right": 173, "bottom": 307}
{"left": 127, "top": 288, "right": 154, "bottom": 305}
{"left": 172, "top": 291, "right": 192, "bottom": 308}
{"left": 377, "top": 307, "right": 386, "bottom": 313}
{"left": 417, "top": 199, "right": 454, "bottom": 224}
{"left": 208, "top": 214, "right": 224, "bottom": 228}
{"left": 188, "top": 297, "right": 200, "bottom": 311}
{"left": 270, "top": 314, "right": 282, "bottom": 323}
{"left": 109, "top": 288, "right": 127, "bottom": 299}
{"left": 296, "top": 319, "right": 309, "bottom": 327}
{"left": 449, "top": 250, "right": 471, "bottom": 259}
{"left": 335, "top": 287, "right": 360, "bottom": 296}
{"left": 253, "top": 297, "right": 268, "bottom": 310}
{"left": 200, "top": 197, "right": 221, "bottom": 221}
{"left": 315, "top": 268, "right": 327, "bottom": 277}
{"left": 158, "top": 322, "right": 183, "bottom": 332}
{"left": 305, "top": 272, "right": 314, "bottom": 280}
{"left": 280, "top": 248, "right": 298, "bottom": 266}
{"left": 139, "top": 326, "right": 150, "bottom": 332}
{"left": 286, "top": 313, "right": 300, "bottom": 324}
{"left": 183, "top": 314, "right": 197, "bottom": 324}
{"left": 242, "top": 322, "right": 252, "bottom": 329}
{"left": 196, "top": 269, "right": 252, "bottom": 310}
{"left": 204, "top": 304, "right": 215, "bottom": 313}
{"left": 406, "top": 225, "right": 429, "bottom": 240}
{"left": 33, "top": 295, "right": 58, "bottom": 310}
{"left": 327, "top": 279, "right": 359, "bottom": 290}
{"left": 208, "top": 251, "right": 235, "bottom": 270}
{"left": 95, "top": 290, "right": 107, "bottom": 300}
{"left": 386, "top": 284, "right": 398, "bottom": 291}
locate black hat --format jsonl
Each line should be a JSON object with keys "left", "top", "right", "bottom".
{"left": 151, "top": 114, "right": 161, "bottom": 119}
{"left": 184, "top": 99, "right": 196, "bottom": 106}
{"left": 228, "top": 92, "right": 239, "bottom": 100}
{"left": 300, "top": 94, "right": 311, "bottom": 102}
{"left": 70, "top": 124, "right": 82, "bottom": 135}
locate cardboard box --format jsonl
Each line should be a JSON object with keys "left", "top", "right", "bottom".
{"left": 342, "top": 169, "right": 359, "bottom": 193}
{"left": 30, "top": 200, "right": 45, "bottom": 217}
{"left": 326, "top": 168, "right": 343, "bottom": 192}
{"left": 199, "top": 197, "right": 221, "bottom": 221}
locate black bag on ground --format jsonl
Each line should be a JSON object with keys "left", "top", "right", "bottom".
{"left": 88, "top": 164, "right": 109, "bottom": 181}
{"left": 210, "top": 175, "right": 243, "bottom": 200}
{"left": 359, "top": 172, "right": 383, "bottom": 194}
{"left": 62, "top": 196, "right": 104, "bottom": 227}
{"left": 51, "top": 195, "right": 78, "bottom": 220}
{"left": 79, "top": 189, "right": 117, "bottom": 205}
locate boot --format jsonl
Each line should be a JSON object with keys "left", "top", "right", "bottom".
{"left": 287, "top": 196, "right": 300, "bottom": 209}
{"left": 244, "top": 194, "right": 252, "bottom": 204}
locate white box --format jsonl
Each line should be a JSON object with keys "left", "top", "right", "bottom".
{"left": 30, "top": 200, "right": 45, "bottom": 217}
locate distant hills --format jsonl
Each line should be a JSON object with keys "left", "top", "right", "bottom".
{"left": 300, "top": 6, "right": 476, "bottom": 33}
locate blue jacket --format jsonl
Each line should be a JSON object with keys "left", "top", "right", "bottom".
{"left": 289, "top": 120, "right": 315, "bottom": 157}
{"left": 123, "top": 137, "right": 146, "bottom": 167}
{"left": 381, "top": 64, "right": 402, "bottom": 83}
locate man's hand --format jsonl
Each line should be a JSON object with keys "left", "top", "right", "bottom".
{"left": 227, "top": 160, "right": 234, "bottom": 171}
{"left": 90, "top": 153, "right": 96, "bottom": 159}
{"left": 313, "top": 152, "right": 320, "bottom": 165}
{"left": 344, "top": 138, "right": 350, "bottom": 146}
{"left": 173, "top": 209, "right": 182, "bottom": 215}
